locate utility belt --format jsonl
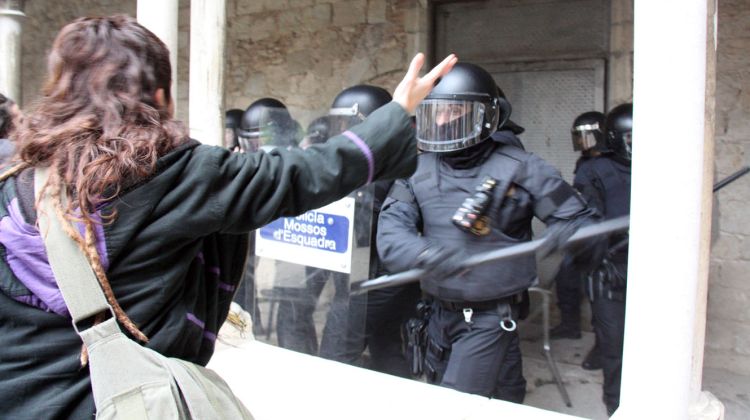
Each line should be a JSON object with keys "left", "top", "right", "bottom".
{"left": 431, "top": 292, "right": 525, "bottom": 334}
{"left": 434, "top": 293, "right": 525, "bottom": 312}
{"left": 405, "top": 293, "right": 525, "bottom": 380}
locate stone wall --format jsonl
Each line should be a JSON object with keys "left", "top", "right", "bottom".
{"left": 21, "top": 0, "right": 424, "bottom": 128}
{"left": 222, "top": 0, "right": 426, "bottom": 127}
{"left": 705, "top": 0, "right": 750, "bottom": 377}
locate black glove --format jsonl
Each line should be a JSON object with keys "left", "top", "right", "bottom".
{"left": 415, "top": 245, "right": 467, "bottom": 279}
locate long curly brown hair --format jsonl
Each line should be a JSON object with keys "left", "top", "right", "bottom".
{"left": 1, "top": 15, "right": 189, "bottom": 352}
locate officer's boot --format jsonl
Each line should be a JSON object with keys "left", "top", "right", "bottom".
{"left": 551, "top": 297, "right": 582, "bottom": 339}
{"left": 550, "top": 320, "right": 582, "bottom": 339}
{"left": 582, "top": 344, "right": 603, "bottom": 370}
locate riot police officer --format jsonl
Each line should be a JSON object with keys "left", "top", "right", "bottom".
{"left": 551, "top": 112, "right": 608, "bottom": 373}
{"left": 237, "top": 97, "right": 302, "bottom": 152}
{"left": 377, "top": 63, "right": 598, "bottom": 402}
{"left": 574, "top": 103, "right": 632, "bottom": 416}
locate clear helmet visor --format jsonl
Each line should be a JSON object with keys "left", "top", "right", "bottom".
{"left": 238, "top": 127, "right": 278, "bottom": 153}
{"left": 571, "top": 130, "right": 599, "bottom": 151}
{"left": 327, "top": 115, "right": 364, "bottom": 137}
{"left": 237, "top": 109, "right": 301, "bottom": 153}
{"left": 416, "top": 99, "right": 486, "bottom": 152}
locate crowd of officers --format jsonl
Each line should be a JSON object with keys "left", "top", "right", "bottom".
{"left": 227, "top": 63, "right": 633, "bottom": 417}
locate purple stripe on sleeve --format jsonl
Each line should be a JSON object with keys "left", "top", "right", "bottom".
{"left": 208, "top": 266, "right": 220, "bottom": 277}
{"left": 218, "top": 282, "right": 235, "bottom": 292}
{"left": 186, "top": 312, "right": 205, "bottom": 330}
{"left": 342, "top": 130, "right": 374, "bottom": 184}
{"left": 203, "top": 330, "right": 217, "bottom": 342}
{"left": 195, "top": 252, "right": 205, "bottom": 265}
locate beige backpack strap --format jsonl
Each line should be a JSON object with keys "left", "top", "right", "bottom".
{"left": 34, "top": 166, "right": 113, "bottom": 326}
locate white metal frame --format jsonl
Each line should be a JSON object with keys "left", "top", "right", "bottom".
{"left": 135, "top": 0, "right": 722, "bottom": 418}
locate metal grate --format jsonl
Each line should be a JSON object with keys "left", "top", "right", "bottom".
{"left": 493, "top": 68, "right": 600, "bottom": 183}
{"left": 435, "top": 0, "right": 609, "bottom": 63}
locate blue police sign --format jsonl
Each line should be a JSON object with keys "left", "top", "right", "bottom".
{"left": 255, "top": 197, "right": 356, "bottom": 273}
{"left": 259, "top": 211, "right": 350, "bottom": 253}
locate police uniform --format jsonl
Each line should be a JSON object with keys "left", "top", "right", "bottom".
{"left": 377, "top": 132, "right": 596, "bottom": 401}
{"left": 552, "top": 154, "right": 594, "bottom": 338}
{"left": 574, "top": 154, "right": 630, "bottom": 414}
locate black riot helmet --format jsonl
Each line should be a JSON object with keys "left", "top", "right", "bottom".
{"left": 605, "top": 103, "right": 633, "bottom": 161}
{"left": 237, "top": 98, "right": 300, "bottom": 152}
{"left": 327, "top": 85, "right": 392, "bottom": 135}
{"left": 416, "top": 62, "right": 511, "bottom": 153}
{"left": 571, "top": 111, "right": 606, "bottom": 153}
{"left": 224, "top": 108, "right": 244, "bottom": 150}
{"left": 301, "top": 116, "right": 331, "bottom": 148}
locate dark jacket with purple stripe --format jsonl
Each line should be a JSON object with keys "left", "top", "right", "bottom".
{"left": 0, "top": 102, "right": 416, "bottom": 419}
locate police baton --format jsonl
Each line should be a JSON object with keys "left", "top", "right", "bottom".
{"left": 713, "top": 166, "right": 750, "bottom": 193}
{"left": 350, "top": 215, "right": 630, "bottom": 295}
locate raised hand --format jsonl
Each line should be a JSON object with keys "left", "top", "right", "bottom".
{"left": 392, "top": 53, "right": 458, "bottom": 114}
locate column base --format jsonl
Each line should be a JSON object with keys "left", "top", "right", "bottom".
{"left": 689, "top": 391, "right": 725, "bottom": 420}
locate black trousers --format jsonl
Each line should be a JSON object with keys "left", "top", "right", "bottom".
{"left": 320, "top": 282, "right": 420, "bottom": 378}
{"left": 275, "top": 267, "right": 350, "bottom": 356}
{"left": 591, "top": 294, "right": 625, "bottom": 413}
{"left": 276, "top": 267, "right": 419, "bottom": 379}
{"left": 554, "top": 255, "right": 584, "bottom": 330}
{"left": 424, "top": 302, "right": 526, "bottom": 403}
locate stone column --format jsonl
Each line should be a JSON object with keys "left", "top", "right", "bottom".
{"left": 608, "top": 0, "right": 634, "bottom": 108}
{"left": 137, "top": 0, "right": 179, "bottom": 115}
{"left": 0, "top": 0, "right": 25, "bottom": 103}
{"left": 615, "top": 0, "right": 722, "bottom": 419}
{"left": 188, "top": 0, "right": 226, "bottom": 146}
{"left": 404, "top": 0, "right": 431, "bottom": 65}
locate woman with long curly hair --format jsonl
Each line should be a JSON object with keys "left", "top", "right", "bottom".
{"left": 0, "top": 15, "right": 456, "bottom": 418}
